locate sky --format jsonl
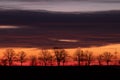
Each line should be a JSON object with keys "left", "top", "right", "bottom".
{"left": 0, "top": 0, "right": 120, "bottom": 12}
{"left": 0, "top": 0, "right": 119, "bottom": 51}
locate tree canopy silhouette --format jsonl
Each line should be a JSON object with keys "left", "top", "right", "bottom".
{"left": 3, "top": 49, "right": 16, "bottom": 66}
{"left": 53, "top": 47, "right": 68, "bottom": 66}
{"left": 74, "top": 48, "right": 85, "bottom": 66}
{"left": 17, "top": 51, "right": 27, "bottom": 66}
{"left": 38, "top": 48, "right": 53, "bottom": 66}
{"left": 103, "top": 52, "right": 113, "bottom": 66}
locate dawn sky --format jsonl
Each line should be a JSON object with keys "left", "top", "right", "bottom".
{"left": 0, "top": 0, "right": 120, "bottom": 12}
{"left": 0, "top": 0, "right": 120, "bottom": 66}
{"left": 0, "top": 0, "right": 119, "bottom": 50}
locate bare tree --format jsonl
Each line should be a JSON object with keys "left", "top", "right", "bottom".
{"left": 29, "top": 55, "right": 37, "bottom": 66}
{"left": 113, "top": 51, "right": 118, "bottom": 65}
{"left": 97, "top": 54, "right": 103, "bottom": 66}
{"left": 103, "top": 52, "right": 113, "bottom": 66}
{"left": 85, "top": 51, "right": 93, "bottom": 66}
{"left": 62, "top": 50, "right": 68, "bottom": 66}
{"left": 38, "top": 49, "right": 53, "bottom": 66}
{"left": 17, "top": 51, "right": 27, "bottom": 66}
{"left": 118, "top": 60, "right": 120, "bottom": 65}
{"left": 74, "top": 48, "right": 85, "bottom": 66}
{"left": 0, "top": 58, "right": 7, "bottom": 66}
{"left": 53, "top": 47, "right": 67, "bottom": 66}
{"left": 48, "top": 55, "right": 54, "bottom": 66}
{"left": 3, "top": 49, "right": 16, "bottom": 66}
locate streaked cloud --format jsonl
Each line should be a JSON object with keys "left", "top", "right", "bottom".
{"left": 50, "top": 38, "right": 79, "bottom": 43}
{"left": 0, "top": 25, "right": 19, "bottom": 29}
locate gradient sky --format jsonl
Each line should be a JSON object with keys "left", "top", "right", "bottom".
{"left": 0, "top": 0, "right": 120, "bottom": 12}
{"left": 0, "top": 0, "right": 119, "bottom": 50}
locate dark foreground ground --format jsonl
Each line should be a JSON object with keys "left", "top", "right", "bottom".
{"left": 0, "top": 66, "right": 120, "bottom": 80}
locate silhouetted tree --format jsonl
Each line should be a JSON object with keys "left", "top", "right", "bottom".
{"left": 85, "top": 51, "right": 93, "bottom": 66}
{"left": 53, "top": 47, "right": 67, "bottom": 66}
{"left": 97, "top": 54, "right": 103, "bottom": 66}
{"left": 17, "top": 51, "right": 27, "bottom": 66}
{"left": 0, "top": 58, "right": 7, "bottom": 66}
{"left": 74, "top": 48, "right": 85, "bottom": 66}
{"left": 30, "top": 55, "right": 37, "bottom": 66}
{"left": 38, "top": 49, "right": 53, "bottom": 66}
{"left": 49, "top": 55, "right": 54, "bottom": 66}
{"left": 103, "top": 52, "right": 113, "bottom": 66}
{"left": 113, "top": 51, "right": 118, "bottom": 65}
{"left": 62, "top": 50, "right": 68, "bottom": 66}
{"left": 3, "top": 49, "right": 16, "bottom": 66}
{"left": 118, "top": 60, "right": 120, "bottom": 65}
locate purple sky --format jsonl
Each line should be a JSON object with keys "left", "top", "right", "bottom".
{"left": 0, "top": 0, "right": 120, "bottom": 12}
{"left": 0, "top": 0, "right": 120, "bottom": 48}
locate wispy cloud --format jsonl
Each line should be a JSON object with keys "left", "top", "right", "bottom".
{"left": 50, "top": 38, "right": 79, "bottom": 43}
{"left": 0, "top": 25, "right": 19, "bottom": 29}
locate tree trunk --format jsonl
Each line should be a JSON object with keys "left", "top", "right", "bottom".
{"left": 9, "top": 61, "right": 12, "bottom": 66}
{"left": 88, "top": 61, "right": 91, "bottom": 66}
{"left": 78, "top": 60, "right": 80, "bottom": 66}
{"left": 50, "top": 63, "right": 53, "bottom": 66}
{"left": 63, "top": 62, "right": 64, "bottom": 66}
{"left": 99, "top": 61, "right": 101, "bottom": 66}
{"left": 44, "top": 62, "right": 47, "bottom": 66}
{"left": 57, "top": 62, "right": 60, "bottom": 66}
{"left": 107, "top": 61, "right": 109, "bottom": 66}
{"left": 21, "top": 62, "right": 23, "bottom": 66}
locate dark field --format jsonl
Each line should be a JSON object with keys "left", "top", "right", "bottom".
{"left": 1, "top": 66, "right": 120, "bottom": 79}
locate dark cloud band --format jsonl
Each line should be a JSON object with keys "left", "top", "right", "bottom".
{"left": 0, "top": 10, "right": 119, "bottom": 48}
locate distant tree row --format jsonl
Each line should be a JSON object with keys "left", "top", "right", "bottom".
{"left": 0, "top": 47, "right": 119, "bottom": 66}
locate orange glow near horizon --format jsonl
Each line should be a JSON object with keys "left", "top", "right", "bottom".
{"left": 0, "top": 44, "right": 119, "bottom": 66}
{"left": 0, "top": 44, "right": 119, "bottom": 57}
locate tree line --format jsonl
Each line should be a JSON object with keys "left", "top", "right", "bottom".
{"left": 0, "top": 47, "right": 119, "bottom": 66}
